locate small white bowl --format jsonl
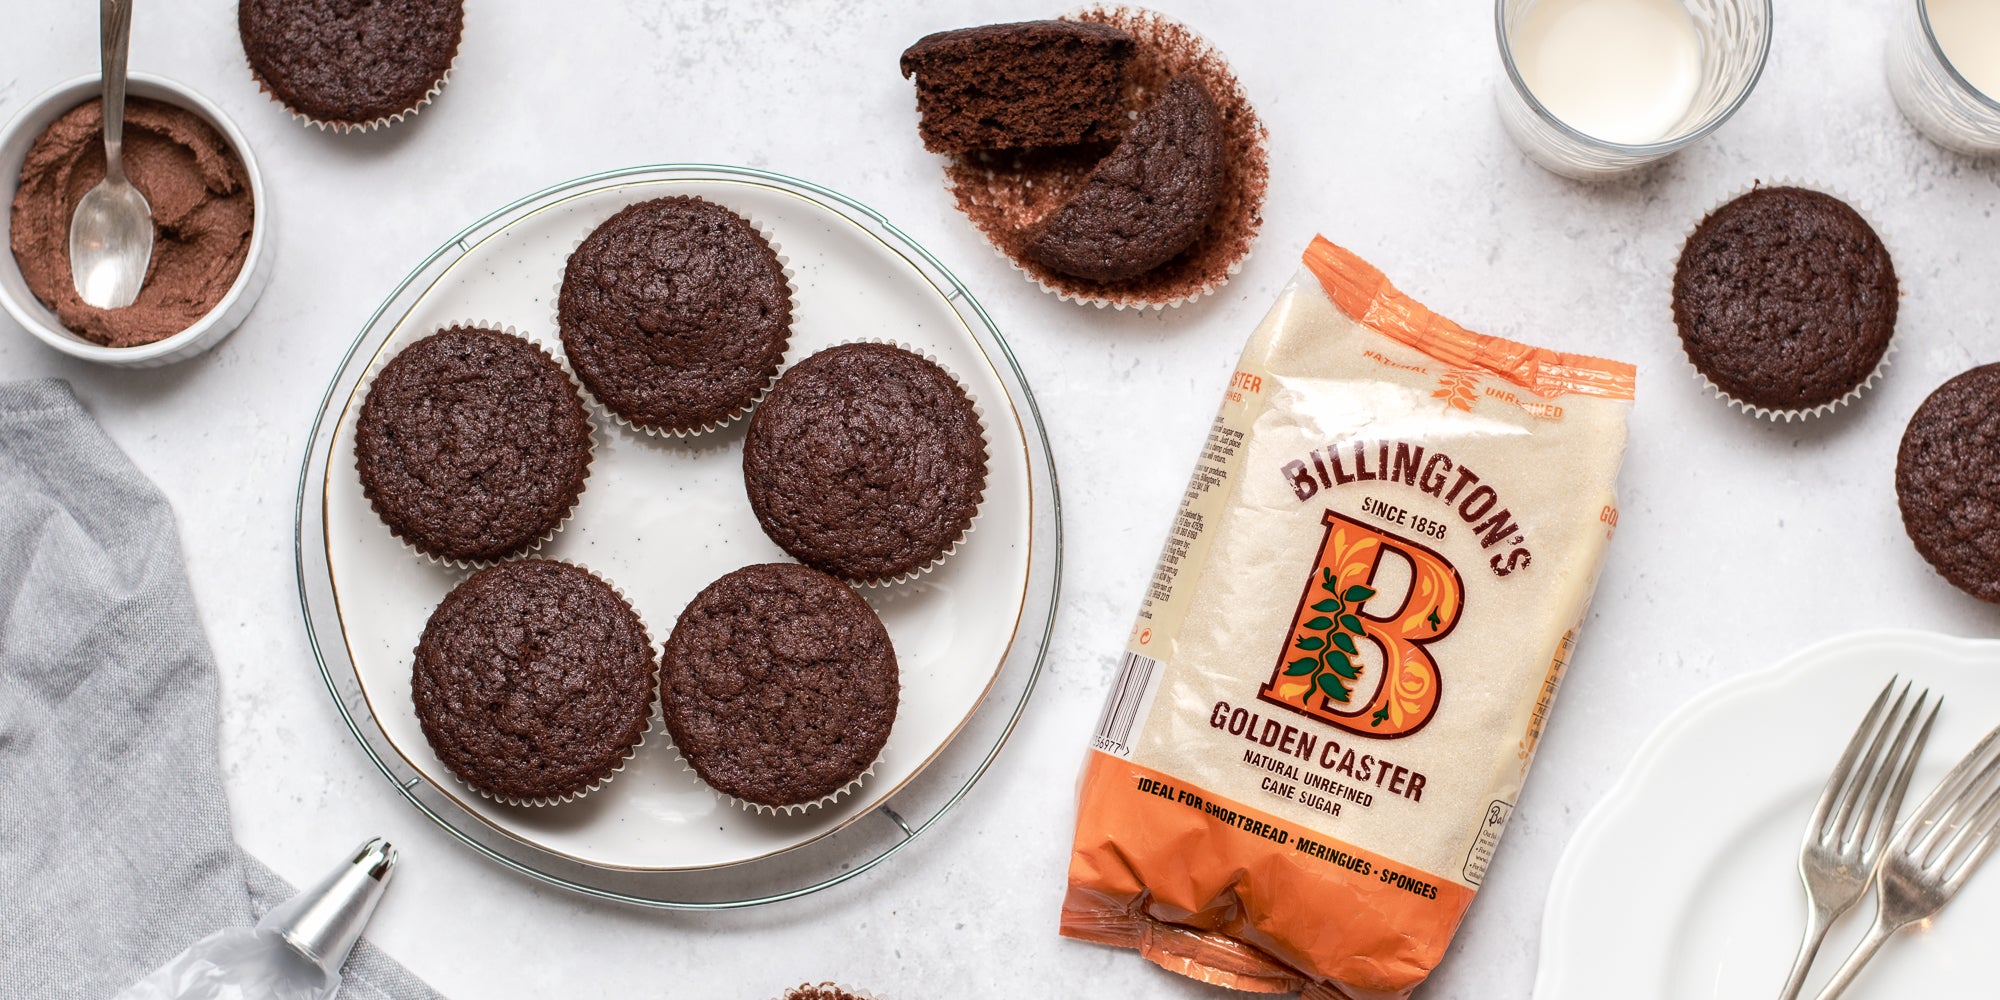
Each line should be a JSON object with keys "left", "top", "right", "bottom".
{"left": 0, "top": 73, "right": 271, "bottom": 367}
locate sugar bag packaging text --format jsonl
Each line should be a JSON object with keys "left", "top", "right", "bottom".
{"left": 1063, "top": 237, "right": 1635, "bottom": 999}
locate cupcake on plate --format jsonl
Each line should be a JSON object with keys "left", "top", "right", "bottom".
{"left": 663, "top": 563, "right": 899, "bottom": 812}
{"left": 743, "top": 343, "right": 986, "bottom": 585}
{"left": 413, "top": 560, "right": 657, "bottom": 805}
{"left": 355, "top": 324, "right": 592, "bottom": 566}
{"left": 238, "top": 0, "right": 463, "bottom": 132}
{"left": 558, "top": 196, "right": 794, "bottom": 436}
{"left": 1671, "top": 185, "right": 1898, "bottom": 420}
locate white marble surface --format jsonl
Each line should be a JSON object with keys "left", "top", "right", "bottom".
{"left": 5, "top": 1, "right": 1999, "bottom": 997}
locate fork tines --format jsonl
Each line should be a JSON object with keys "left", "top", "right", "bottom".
{"left": 1890, "top": 723, "right": 2000, "bottom": 892}
{"left": 1808, "top": 678, "right": 1938, "bottom": 861}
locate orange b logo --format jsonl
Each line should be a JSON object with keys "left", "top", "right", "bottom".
{"left": 1257, "top": 511, "right": 1464, "bottom": 738}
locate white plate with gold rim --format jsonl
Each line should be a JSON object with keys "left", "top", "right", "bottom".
{"left": 296, "top": 165, "right": 1060, "bottom": 901}
{"left": 1537, "top": 630, "right": 2000, "bottom": 999}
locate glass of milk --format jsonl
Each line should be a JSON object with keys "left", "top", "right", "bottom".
{"left": 1495, "top": 0, "right": 1774, "bottom": 179}
{"left": 1889, "top": 0, "right": 2000, "bottom": 155}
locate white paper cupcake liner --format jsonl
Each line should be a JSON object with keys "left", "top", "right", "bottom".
{"left": 667, "top": 739, "right": 888, "bottom": 818}
{"left": 767, "top": 339, "right": 989, "bottom": 588}
{"left": 1674, "top": 179, "right": 1903, "bottom": 423}
{"left": 935, "top": 4, "right": 1265, "bottom": 311}
{"left": 552, "top": 200, "right": 798, "bottom": 438}
{"left": 247, "top": 52, "right": 455, "bottom": 135}
{"left": 351, "top": 319, "right": 597, "bottom": 571}
{"left": 428, "top": 559, "right": 660, "bottom": 808}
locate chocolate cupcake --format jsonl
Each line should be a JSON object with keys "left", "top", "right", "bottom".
{"left": 1672, "top": 186, "right": 1899, "bottom": 419}
{"left": 900, "top": 20, "right": 1134, "bottom": 152}
{"left": 1897, "top": 363, "right": 2000, "bottom": 602}
{"left": 743, "top": 343, "right": 986, "bottom": 584}
{"left": 662, "top": 563, "right": 898, "bottom": 811}
{"left": 558, "top": 196, "right": 793, "bottom": 435}
{"left": 238, "top": 0, "right": 463, "bottom": 132}
{"left": 912, "top": 7, "right": 1268, "bottom": 308}
{"left": 355, "top": 325, "right": 592, "bottom": 565}
{"left": 1025, "top": 76, "right": 1225, "bottom": 283}
{"left": 413, "top": 560, "right": 657, "bottom": 804}
{"left": 779, "top": 986, "right": 880, "bottom": 1000}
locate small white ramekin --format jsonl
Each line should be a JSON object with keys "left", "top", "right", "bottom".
{"left": 0, "top": 73, "right": 272, "bottom": 367}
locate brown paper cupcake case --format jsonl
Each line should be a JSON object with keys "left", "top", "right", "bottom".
{"left": 1675, "top": 179, "right": 1902, "bottom": 423}
{"left": 351, "top": 319, "right": 596, "bottom": 572}
{"left": 550, "top": 205, "right": 798, "bottom": 438}
{"left": 428, "top": 558, "right": 660, "bottom": 808}
{"left": 941, "top": 4, "right": 1267, "bottom": 310}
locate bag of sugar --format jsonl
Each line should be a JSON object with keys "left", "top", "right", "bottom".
{"left": 1062, "top": 237, "right": 1634, "bottom": 999}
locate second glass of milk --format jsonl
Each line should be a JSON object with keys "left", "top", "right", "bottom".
{"left": 1495, "top": 0, "right": 1774, "bottom": 179}
{"left": 1889, "top": 0, "right": 2000, "bottom": 155}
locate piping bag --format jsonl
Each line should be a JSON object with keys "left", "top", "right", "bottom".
{"left": 114, "top": 839, "right": 398, "bottom": 1000}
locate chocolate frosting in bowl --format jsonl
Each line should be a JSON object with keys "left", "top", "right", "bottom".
{"left": 8, "top": 97, "right": 254, "bottom": 348}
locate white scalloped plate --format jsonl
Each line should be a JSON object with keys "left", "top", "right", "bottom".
{"left": 1537, "top": 630, "right": 2000, "bottom": 1000}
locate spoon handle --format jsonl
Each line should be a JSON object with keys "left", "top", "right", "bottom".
{"left": 100, "top": 0, "right": 134, "bottom": 185}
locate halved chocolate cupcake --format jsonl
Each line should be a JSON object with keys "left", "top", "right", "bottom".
{"left": 905, "top": 7, "right": 1269, "bottom": 308}
{"left": 1025, "top": 75, "right": 1225, "bottom": 283}
{"left": 662, "top": 563, "right": 898, "bottom": 810}
{"left": 559, "top": 196, "right": 793, "bottom": 435}
{"left": 355, "top": 325, "right": 592, "bottom": 565}
{"left": 743, "top": 343, "right": 986, "bottom": 584}
{"left": 900, "top": 20, "right": 1134, "bottom": 152}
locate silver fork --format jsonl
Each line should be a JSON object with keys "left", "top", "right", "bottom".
{"left": 1810, "top": 722, "right": 2000, "bottom": 1000}
{"left": 1776, "top": 678, "right": 1937, "bottom": 1000}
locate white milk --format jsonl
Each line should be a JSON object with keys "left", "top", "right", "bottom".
{"left": 1510, "top": 0, "right": 1703, "bottom": 144}
{"left": 1927, "top": 0, "right": 2000, "bottom": 100}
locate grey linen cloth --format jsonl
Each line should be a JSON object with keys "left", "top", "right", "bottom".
{"left": 0, "top": 379, "right": 443, "bottom": 1000}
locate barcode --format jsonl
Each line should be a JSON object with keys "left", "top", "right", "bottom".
{"left": 1092, "top": 651, "right": 1162, "bottom": 757}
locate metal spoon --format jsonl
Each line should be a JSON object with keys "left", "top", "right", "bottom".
{"left": 69, "top": 0, "right": 152, "bottom": 310}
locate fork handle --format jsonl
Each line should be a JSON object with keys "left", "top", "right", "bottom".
{"left": 1809, "top": 918, "right": 1897, "bottom": 1000}
{"left": 1775, "top": 903, "right": 1835, "bottom": 1000}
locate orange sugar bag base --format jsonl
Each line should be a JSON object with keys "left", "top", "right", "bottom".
{"left": 1061, "top": 237, "right": 1635, "bottom": 999}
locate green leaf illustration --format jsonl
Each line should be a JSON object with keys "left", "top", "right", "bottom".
{"left": 1340, "top": 615, "right": 1364, "bottom": 633}
{"left": 1303, "top": 616, "right": 1333, "bottom": 631}
{"left": 1344, "top": 585, "right": 1376, "bottom": 602}
{"left": 1332, "top": 632, "right": 1357, "bottom": 656}
{"left": 1295, "top": 636, "right": 1325, "bottom": 652}
{"left": 1326, "top": 651, "right": 1359, "bottom": 680}
{"left": 1285, "top": 657, "right": 1318, "bottom": 676}
{"left": 1312, "top": 599, "right": 1342, "bottom": 614}
{"left": 1317, "top": 673, "right": 1351, "bottom": 702}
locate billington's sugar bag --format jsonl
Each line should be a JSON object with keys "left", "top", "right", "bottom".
{"left": 1063, "top": 237, "right": 1634, "bottom": 999}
